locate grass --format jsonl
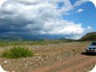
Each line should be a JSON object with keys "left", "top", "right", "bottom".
{"left": 1, "top": 47, "right": 33, "bottom": 59}
{"left": 0, "top": 40, "right": 66, "bottom": 47}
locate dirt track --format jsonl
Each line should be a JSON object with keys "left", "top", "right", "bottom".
{"left": 32, "top": 54, "right": 96, "bottom": 72}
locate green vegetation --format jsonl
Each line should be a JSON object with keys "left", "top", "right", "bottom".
{"left": 2, "top": 47, "right": 33, "bottom": 59}
{"left": 80, "top": 32, "right": 96, "bottom": 41}
{"left": 0, "top": 40, "right": 70, "bottom": 47}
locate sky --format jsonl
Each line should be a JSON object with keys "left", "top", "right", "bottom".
{"left": 0, "top": 0, "right": 96, "bottom": 39}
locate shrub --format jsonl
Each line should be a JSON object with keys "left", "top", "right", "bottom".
{"left": 2, "top": 47, "right": 33, "bottom": 59}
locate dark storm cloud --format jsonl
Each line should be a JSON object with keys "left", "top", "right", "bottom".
{"left": 0, "top": 0, "right": 89, "bottom": 39}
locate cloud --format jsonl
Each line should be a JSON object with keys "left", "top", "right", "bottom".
{"left": 76, "top": 8, "right": 84, "bottom": 13}
{"left": 74, "top": 0, "right": 88, "bottom": 7}
{"left": 0, "top": 0, "right": 6, "bottom": 6}
{"left": 0, "top": 0, "right": 90, "bottom": 39}
{"left": 87, "top": 26, "right": 92, "bottom": 30}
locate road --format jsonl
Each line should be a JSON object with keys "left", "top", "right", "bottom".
{"left": 31, "top": 53, "right": 96, "bottom": 72}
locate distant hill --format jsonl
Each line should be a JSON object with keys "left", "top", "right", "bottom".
{"left": 59, "top": 38, "right": 75, "bottom": 42}
{"left": 0, "top": 35, "right": 24, "bottom": 41}
{"left": 2, "top": 32, "right": 96, "bottom": 42}
{"left": 0, "top": 34, "right": 76, "bottom": 42}
{"left": 79, "top": 32, "right": 96, "bottom": 41}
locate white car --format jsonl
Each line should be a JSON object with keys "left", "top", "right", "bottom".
{"left": 86, "top": 41, "right": 96, "bottom": 54}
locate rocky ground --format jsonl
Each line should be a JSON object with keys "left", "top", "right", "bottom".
{"left": 0, "top": 42, "right": 96, "bottom": 72}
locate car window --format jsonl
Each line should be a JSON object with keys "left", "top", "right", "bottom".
{"left": 91, "top": 42, "right": 96, "bottom": 45}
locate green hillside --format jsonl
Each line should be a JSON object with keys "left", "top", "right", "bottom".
{"left": 80, "top": 32, "right": 96, "bottom": 41}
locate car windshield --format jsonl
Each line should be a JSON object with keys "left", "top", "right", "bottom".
{"left": 91, "top": 42, "right": 96, "bottom": 45}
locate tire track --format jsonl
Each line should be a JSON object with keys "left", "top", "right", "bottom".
{"left": 60, "top": 57, "right": 96, "bottom": 72}
{"left": 31, "top": 55, "right": 92, "bottom": 72}
{"left": 48, "top": 55, "right": 93, "bottom": 72}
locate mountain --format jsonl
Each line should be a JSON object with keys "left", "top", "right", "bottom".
{"left": 1, "top": 32, "right": 96, "bottom": 41}
{"left": 59, "top": 38, "right": 75, "bottom": 42}
{"left": 0, "top": 35, "right": 46, "bottom": 41}
{"left": 79, "top": 32, "right": 96, "bottom": 41}
{"left": 0, "top": 35, "right": 24, "bottom": 41}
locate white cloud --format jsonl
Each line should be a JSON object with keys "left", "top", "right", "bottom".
{"left": 0, "top": 0, "right": 90, "bottom": 39}
{"left": 74, "top": 0, "right": 88, "bottom": 7}
{"left": 42, "top": 20, "right": 84, "bottom": 35}
{"left": 87, "top": 26, "right": 92, "bottom": 30}
{"left": 76, "top": 8, "right": 84, "bottom": 13}
{"left": 0, "top": 0, "right": 6, "bottom": 6}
